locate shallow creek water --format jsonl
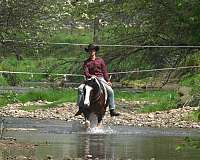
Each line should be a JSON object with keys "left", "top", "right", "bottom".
{"left": 1, "top": 117, "right": 200, "bottom": 160}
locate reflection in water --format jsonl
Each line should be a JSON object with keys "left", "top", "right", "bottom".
{"left": 0, "top": 141, "right": 36, "bottom": 159}
{"left": 82, "top": 134, "right": 107, "bottom": 159}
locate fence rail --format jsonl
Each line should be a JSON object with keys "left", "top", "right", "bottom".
{"left": 0, "top": 65, "right": 200, "bottom": 77}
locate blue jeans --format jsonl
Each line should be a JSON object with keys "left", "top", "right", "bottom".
{"left": 77, "top": 77, "right": 116, "bottom": 110}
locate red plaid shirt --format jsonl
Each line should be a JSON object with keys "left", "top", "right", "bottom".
{"left": 83, "top": 57, "right": 109, "bottom": 82}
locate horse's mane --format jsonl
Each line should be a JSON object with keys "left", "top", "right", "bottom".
{"left": 85, "top": 77, "right": 101, "bottom": 92}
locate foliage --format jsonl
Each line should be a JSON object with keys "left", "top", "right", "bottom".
{"left": 180, "top": 73, "right": 200, "bottom": 94}
{"left": 0, "top": 0, "right": 73, "bottom": 57}
{"left": 61, "top": 0, "right": 200, "bottom": 81}
{"left": 21, "top": 102, "right": 60, "bottom": 112}
{"left": 1, "top": 0, "right": 200, "bottom": 60}
{"left": 0, "top": 76, "right": 8, "bottom": 86}
{"left": 0, "top": 57, "right": 45, "bottom": 84}
{"left": 180, "top": 71, "right": 200, "bottom": 122}
{"left": 0, "top": 56, "right": 87, "bottom": 84}
{"left": 0, "top": 88, "right": 76, "bottom": 108}
{"left": 39, "top": 30, "right": 92, "bottom": 57}
{"left": 192, "top": 109, "right": 200, "bottom": 121}
{"left": 1, "top": 0, "right": 200, "bottom": 75}
{"left": 16, "top": 89, "right": 76, "bottom": 103}
{"left": 0, "top": 89, "right": 178, "bottom": 113}
{"left": 1, "top": 0, "right": 200, "bottom": 115}
{"left": 0, "top": 95, "right": 9, "bottom": 108}
{"left": 115, "top": 90, "right": 178, "bottom": 113}
{"left": 139, "top": 101, "right": 177, "bottom": 113}
{"left": 121, "top": 77, "right": 157, "bottom": 88}
{"left": 186, "top": 107, "right": 200, "bottom": 122}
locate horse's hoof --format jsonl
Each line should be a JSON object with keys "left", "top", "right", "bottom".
{"left": 85, "top": 120, "right": 90, "bottom": 128}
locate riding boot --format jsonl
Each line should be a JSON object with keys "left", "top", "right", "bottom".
{"left": 110, "top": 109, "right": 120, "bottom": 117}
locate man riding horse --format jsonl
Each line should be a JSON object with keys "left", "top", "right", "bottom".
{"left": 75, "top": 44, "right": 120, "bottom": 117}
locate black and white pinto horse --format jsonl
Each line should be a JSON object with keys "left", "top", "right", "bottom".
{"left": 82, "top": 77, "right": 108, "bottom": 129}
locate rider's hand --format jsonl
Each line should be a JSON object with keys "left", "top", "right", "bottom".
{"left": 108, "top": 81, "right": 112, "bottom": 86}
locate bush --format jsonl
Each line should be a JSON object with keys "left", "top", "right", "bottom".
{"left": 180, "top": 73, "right": 200, "bottom": 94}
{"left": 0, "top": 76, "right": 8, "bottom": 86}
{"left": 2, "top": 73, "right": 23, "bottom": 86}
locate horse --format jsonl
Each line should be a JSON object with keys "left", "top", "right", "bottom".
{"left": 81, "top": 77, "right": 108, "bottom": 129}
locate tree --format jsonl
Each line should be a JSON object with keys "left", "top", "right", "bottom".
{"left": 0, "top": 0, "right": 72, "bottom": 58}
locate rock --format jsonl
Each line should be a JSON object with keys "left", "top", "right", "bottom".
{"left": 63, "top": 155, "right": 73, "bottom": 160}
{"left": 0, "top": 101, "right": 200, "bottom": 128}
{"left": 148, "top": 113, "right": 154, "bottom": 119}
{"left": 44, "top": 155, "right": 53, "bottom": 160}
{"left": 85, "top": 154, "right": 93, "bottom": 159}
{"left": 16, "top": 155, "right": 28, "bottom": 160}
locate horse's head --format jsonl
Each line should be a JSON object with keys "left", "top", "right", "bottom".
{"left": 82, "top": 77, "right": 108, "bottom": 128}
{"left": 83, "top": 77, "right": 101, "bottom": 107}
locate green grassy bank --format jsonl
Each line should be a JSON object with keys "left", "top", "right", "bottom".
{"left": 0, "top": 88, "right": 178, "bottom": 113}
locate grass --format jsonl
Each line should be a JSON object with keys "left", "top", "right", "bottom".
{"left": 16, "top": 89, "right": 76, "bottom": 103}
{"left": 0, "top": 88, "right": 76, "bottom": 108}
{"left": 115, "top": 90, "right": 176, "bottom": 101}
{"left": 0, "top": 95, "right": 9, "bottom": 107}
{"left": 186, "top": 109, "right": 200, "bottom": 122}
{"left": 191, "top": 110, "right": 200, "bottom": 121}
{"left": 139, "top": 101, "right": 177, "bottom": 113}
{"left": 0, "top": 30, "right": 92, "bottom": 85}
{"left": 0, "top": 56, "right": 86, "bottom": 85}
{"left": 180, "top": 73, "right": 200, "bottom": 86}
{"left": 0, "top": 76, "right": 8, "bottom": 86}
{"left": 21, "top": 100, "right": 67, "bottom": 112}
{"left": 180, "top": 73, "right": 200, "bottom": 94}
{"left": 0, "top": 89, "right": 178, "bottom": 113}
{"left": 179, "top": 72, "right": 200, "bottom": 121}
{"left": 115, "top": 90, "right": 178, "bottom": 113}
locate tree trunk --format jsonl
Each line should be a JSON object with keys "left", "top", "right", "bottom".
{"left": 15, "top": 47, "right": 23, "bottom": 61}
{"left": 93, "top": 18, "right": 99, "bottom": 43}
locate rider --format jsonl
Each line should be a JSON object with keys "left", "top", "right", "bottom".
{"left": 75, "top": 44, "right": 120, "bottom": 117}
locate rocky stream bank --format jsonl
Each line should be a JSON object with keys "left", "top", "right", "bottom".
{"left": 0, "top": 100, "right": 199, "bottom": 128}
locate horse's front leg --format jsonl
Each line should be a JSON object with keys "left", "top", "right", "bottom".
{"left": 84, "top": 111, "right": 91, "bottom": 129}
{"left": 97, "top": 116, "right": 103, "bottom": 128}
{"left": 85, "top": 114, "right": 90, "bottom": 129}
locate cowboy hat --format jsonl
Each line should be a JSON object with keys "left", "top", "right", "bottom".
{"left": 85, "top": 44, "right": 99, "bottom": 52}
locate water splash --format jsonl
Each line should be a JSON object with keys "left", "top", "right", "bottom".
{"left": 86, "top": 113, "right": 116, "bottom": 134}
{"left": 87, "top": 125, "right": 116, "bottom": 134}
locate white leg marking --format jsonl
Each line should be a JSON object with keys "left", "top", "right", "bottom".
{"left": 84, "top": 85, "right": 93, "bottom": 106}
